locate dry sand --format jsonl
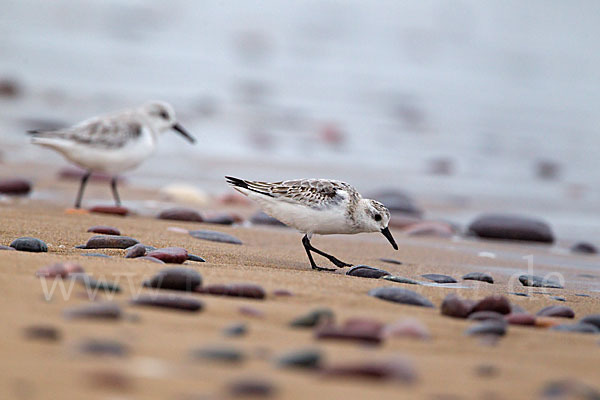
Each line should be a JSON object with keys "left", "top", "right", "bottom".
{"left": 0, "top": 193, "right": 599, "bottom": 400}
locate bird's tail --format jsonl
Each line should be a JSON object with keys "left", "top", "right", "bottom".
{"left": 225, "top": 176, "right": 274, "bottom": 197}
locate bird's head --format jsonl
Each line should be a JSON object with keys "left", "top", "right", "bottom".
{"left": 140, "top": 101, "right": 195, "bottom": 143}
{"left": 358, "top": 199, "right": 398, "bottom": 250}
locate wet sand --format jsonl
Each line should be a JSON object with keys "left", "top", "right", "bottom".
{"left": 0, "top": 192, "right": 599, "bottom": 400}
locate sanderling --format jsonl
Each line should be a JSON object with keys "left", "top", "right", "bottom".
{"left": 226, "top": 176, "right": 398, "bottom": 271}
{"left": 28, "top": 101, "right": 195, "bottom": 208}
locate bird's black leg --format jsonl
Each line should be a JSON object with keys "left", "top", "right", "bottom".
{"left": 302, "top": 235, "right": 337, "bottom": 271}
{"left": 306, "top": 240, "right": 353, "bottom": 268}
{"left": 74, "top": 171, "right": 91, "bottom": 209}
{"left": 110, "top": 177, "right": 121, "bottom": 206}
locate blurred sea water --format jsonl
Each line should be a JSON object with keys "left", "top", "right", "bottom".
{"left": 0, "top": 0, "right": 599, "bottom": 240}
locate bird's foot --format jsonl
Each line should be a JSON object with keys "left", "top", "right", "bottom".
{"left": 312, "top": 265, "right": 336, "bottom": 272}
{"left": 328, "top": 258, "right": 353, "bottom": 268}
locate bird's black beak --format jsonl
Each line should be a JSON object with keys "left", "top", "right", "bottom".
{"left": 381, "top": 226, "right": 398, "bottom": 250}
{"left": 172, "top": 123, "right": 196, "bottom": 144}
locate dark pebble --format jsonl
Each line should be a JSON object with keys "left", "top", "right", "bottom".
{"left": 475, "top": 364, "right": 499, "bottom": 377}
{"left": 571, "top": 242, "right": 597, "bottom": 255}
{"left": 187, "top": 254, "right": 206, "bottom": 262}
{"left": 422, "top": 274, "right": 457, "bottom": 284}
{"left": 369, "top": 189, "right": 422, "bottom": 217}
{"left": 468, "top": 311, "right": 505, "bottom": 322}
{"left": 505, "top": 313, "right": 536, "bottom": 326}
{"left": 346, "top": 265, "right": 390, "bottom": 279}
{"left": 580, "top": 314, "right": 600, "bottom": 329}
{"left": 471, "top": 295, "right": 512, "bottom": 315}
{"left": 276, "top": 349, "right": 322, "bottom": 370}
{"left": 138, "top": 256, "right": 165, "bottom": 264}
{"left": 64, "top": 302, "right": 122, "bottom": 320}
{"left": 144, "top": 267, "right": 202, "bottom": 292}
{"left": 191, "top": 346, "right": 245, "bottom": 363}
{"left": 575, "top": 294, "right": 591, "bottom": 298}
{"left": 227, "top": 378, "right": 277, "bottom": 397}
{"left": 130, "top": 294, "right": 204, "bottom": 312}
{"left": 0, "top": 178, "right": 32, "bottom": 195}
{"left": 249, "top": 210, "right": 286, "bottom": 227}
{"left": 379, "top": 258, "right": 403, "bottom": 265}
{"left": 382, "top": 275, "right": 419, "bottom": 285}
{"left": 196, "top": 283, "right": 265, "bottom": 299}
{"left": 519, "top": 274, "right": 563, "bottom": 289}
{"left": 77, "top": 339, "right": 129, "bottom": 357}
{"left": 125, "top": 243, "right": 147, "bottom": 258}
{"left": 441, "top": 294, "right": 474, "bottom": 318}
{"left": 315, "top": 324, "right": 383, "bottom": 345}
{"left": 158, "top": 207, "right": 203, "bottom": 222}
{"left": 550, "top": 296, "right": 566, "bottom": 302}
{"left": 82, "top": 253, "right": 111, "bottom": 258}
{"left": 0, "top": 78, "right": 21, "bottom": 97}
{"left": 10, "top": 237, "right": 47, "bottom": 252}
{"left": 550, "top": 323, "right": 599, "bottom": 334}
{"left": 83, "top": 235, "right": 139, "bottom": 249}
{"left": 540, "top": 379, "right": 600, "bottom": 399}
{"left": 536, "top": 305, "right": 575, "bottom": 319}
{"left": 369, "top": 287, "right": 434, "bottom": 308}
{"left": 202, "top": 213, "right": 237, "bottom": 225}
{"left": 462, "top": 272, "right": 494, "bottom": 284}
{"left": 321, "top": 358, "right": 417, "bottom": 383}
{"left": 146, "top": 247, "right": 189, "bottom": 264}
{"left": 189, "top": 229, "right": 242, "bottom": 245}
{"left": 509, "top": 292, "right": 530, "bottom": 297}
{"left": 290, "top": 308, "right": 334, "bottom": 328}
{"left": 23, "top": 325, "right": 61, "bottom": 342}
{"left": 88, "top": 206, "right": 129, "bottom": 216}
{"left": 465, "top": 321, "right": 507, "bottom": 336}
{"left": 272, "top": 289, "right": 293, "bottom": 296}
{"left": 0, "top": 245, "right": 15, "bottom": 251}
{"left": 223, "top": 322, "right": 248, "bottom": 337}
{"left": 36, "top": 262, "right": 84, "bottom": 278}
{"left": 87, "top": 225, "right": 120, "bottom": 236}
{"left": 468, "top": 213, "right": 554, "bottom": 243}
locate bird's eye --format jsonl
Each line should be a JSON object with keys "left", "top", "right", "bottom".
{"left": 159, "top": 111, "right": 169, "bottom": 120}
{"left": 374, "top": 214, "right": 382, "bottom": 222}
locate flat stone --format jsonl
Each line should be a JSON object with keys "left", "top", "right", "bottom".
{"left": 83, "top": 235, "right": 139, "bottom": 249}
{"left": 223, "top": 322, "right": 248, "bottom": 337}
{"left": 321, "top": 358, "right": 417, "bottom": 383}
{"left": 505, "top": 313, "right": 536, "bottom": 326}
{"left": 196, "top": 283, "right": 265, "bottom": 299}
{"left": 571, "top": 242, "right": 597, "bottom": 255}
{"left": 550, "top": 323, "right": 599, "bottom": 334}
{"left": 290, "top": 309, "right": 334, "bottom": 328}
{"left": 536, "top": 305, "right": 575, "bottom": 318}
{"left": 139, "top": 256, "right": 166, "bottom": 263}
{"left": 158, "top": 207, "right": 203, "bottom": 222}
{"left": 23, "top": 325, "right": 61, "bottom": 342}
{"left": 145, "top": 268, "right": 202, "bottom": 292}
{"left": 189, "top": 229, "right": 242, "bottom": 245}
{"left": 315, "top": 324, "right": 383, "bottom": 345}
{"left": 468, "top": 311, "right": 505, "bottom": 322}
{"left": 227, "top": 378, "right": 277, "bottom": 397}
{"left": 441, "top": 294, "right": 474, "bottom": 318}
{"left": 468, "top": 214, "right": 554, "bottom": 243}
{"left": 64, "top": 302, "right": 122, "bottom": 320}
{"left": 383, "top": 319, "right": 431, "bottom": 340}
{"left": 346, "top": 265, "right": 390, "bottom": 279}
{"left": 187, "top": 254, "right": 206, "bottom": 262}
{"left": 249, "top": 210, "right": 286, "bottom": 227}
{"left": 471, "top": 295, "right": 512, "bottom": 315}
{"left": 519, "top": 274, "right": 563, "bottom": 289}
{"left": 550, "top": 296, "right": 566, "bottom": 302}
{"left": 146, "top": 247, "right": 189, "bottom": 264}
{"left": 381, "top": 275, "right": 419, "bottom": 285}
{"left": 0, "top": 179, "right": 32, "bottom": 195}
{"left": 191, "top": 346, "right": 245, "bottom": 362}
{"left": 465, "top": 321, "right": 507, "bottom": 336}
{"left": 580, "top": 314, "right": 600, "bottom": 329}
{"left": 0, "top": 245, "right": 15, "bottom": 251}
{"left": 125, "top": 243, "right": 147, "bottom": 258}
{"left": 421, "top": 274, "right": 457, "bottom": 284}
{"left": 87, "top": 226, "right": 120, "bottom": 235}
{"left": 272, "top": 289, "right": 293, "bottom": 296}
{"left": 130, "top": 294, "right": 204, "bottom": 312}
{"left": 510, "top": 292, "right": 530, "bottom": 297}
{"left": 370, "top": 287, "right": 434, "bottom": 308}
{"left": 540, "top": 379, "right": 600, "bottom": 399}
{"left": 77, "top": 339, "right": 129, "bottom": 357}
{"left": 10, "top": 237, "right": 47, "bottom": 252}
{"left": 276, "top": 349, "right": 322, "bottom": 370}
{"left": 88, "top": 206, "right": 129, "bottom": 216}
{"left": 202, "top": 213, "right": 238, "bottom": 225}
{"left": 36, "top": 262, "right": 84, "bottom": 278}
{"left": 379, "top": 258, "right": 403, "bottom": 265}
{"left": 462, "top": 272, "right": 494, "bottom": 284}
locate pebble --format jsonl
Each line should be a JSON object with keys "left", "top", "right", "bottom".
{"left": 219, "top": 192, "right": 252, "bottom": 206}
{"left": 468, "top": 311, "right": 505, "bottom": 322}
{"left": 223, "top": 322, "right": 248, "bottom": 337}
{"left": 130, "top": 294, "right": 204, "bottom": 312}
{"left": 550, "top": 296, "right": 566, "bottom": 302}
{"left": 276, "top": 349, "right": 322, "bottom": 370}
{"left": 10, "top": 237, "right": 47, "bottom": 252}
{"left": 187, "top": 254, "right": 206, "bottom": 262}
{"left": 36, "top": 262, "right": 84, "bottom": 278}
{"left": 272, "top": 289, "right": 293, "bottom": 296}
{"left": 504, "top": 313, "right": 536, "bottom": 326}
{"left": 125, "top": 243, "right": 147, "bottom": 258}
{"left": 321, "top": 358, "right": 417, "bottom": 383}
{"left": 82, "top": 235, "right": 139, "bottom": 249}
{"left": 575, "top": 293, "right": 591, "bottom": 298}
{"left": 23, "top": 325, "right": 61, "bottom": 342}
{"left": 158, "top": 207, "right": 203, "bottom": 222}
{"left": 189, "top": 229, "right": 243, "bottom": 245}
{"left": 0, "top": 245, "right": 15, "bottom": 251}
{"left": 421, "top": 274, "right": 457, "bottom": 284}
{"left": 0, "top": 78, "right": 21, "bottom": 97}
{"left": 369, "top": 287, "right": 434, "bottom": 308}
{"left": 571, "top": 242, "right": 598, "bottom": 254}
{"left": 146, "top": 247, "right": 189, "bottom": 264}
{"left": 379, "top": 258, "right": 403, "bottom": 265}
{"left": 88, "top": 206, "right": 129, "bottom": 216}
{"left": 82, "top": 253, "right": 111, "bottom": 258}
{"left": 468, "top": 214, "right": 554, "bottom": 243}
{"left": 191, "top": 346, "right": 245, "bottom": 363}
{"left": 227, "top": 378, "right": 277, "bottom": 397}
{"left": 510, "top": 292, "right": 530, "bottom": 297}
{"left": 540, "top": 379, "right": 600, "bottom": 399}
{"left": 87, "top": 225, "right": 120, "bottom": 235}
{"left": 239, "top": 305, "right": 265, "bottom": 318}
{"left": 383, "top": 319, "right": 431, "bottom": 340}
{"left": 369, "top": 189, "right": 422, "bottom": 217}
{"left": 519, "top": 274, "right": 563, "bottom": 289}
{"left": 551, "top": 323, "right": 599, "bottom": 334}
{"left": 465, "top": 321, "right": 507, "bottom": 336}
{"left": 346, "top": 265, "right": 390, "bottom": 279}
{"left": 536, "top": 305, "right": 575, "bottom": 319}
{"left": 202, "top": 213, "right": 239, "bottom": 225}
{"left": 86, "top": 369, "right": 132, "bottom": 391}
{"left": 0, "top": 178, "right": 32, "bottom": 195}
{"left": 64, "top": 302, "right": 122, "bottom": 320}
{"left": 290, "top": 309, "right": 334, "bottom": 328}
{"left": 144, "top": 268, "right": 202, "bottom": 291}
{"left": 249, "top": 210, "right": 286, "bottom": 226}
{"left": 382, "top": 275, "right": 419, "bottom": 285}
{"left": 315, "top": 323, "right": 383, "bottom": 345}
{"left": 471, "top": 295, "right": 512, "bottom": 315}
{"left": 475, "top": 364, "right": 498, "bottom": 378}
{"left": 441, "top": 294, "right": 474, "bottom": 318}
{"left": 580, "top": 314, "right": 600, "bottom": 329}
{"left": 462, "top": 272, "right": 494, "bottom": 284}
{"left": 138, "top": 256, "right": 165, "bottom": 264}
{"left": 196, "top": 283, "right": 265, "bottom": 299}
{"left": 77, "top": 339, "right": 129, "bottom": 357}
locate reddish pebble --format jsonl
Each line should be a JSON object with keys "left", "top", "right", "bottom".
{"left": 239, "top": 305, "right": 265, "bottom": 318}
{"left": 536, "top": 305, "right": 575, "bottom": 319}
{"left": 321, "top": 358, "right": 417, "bottom": 383}
{"left": 196, "top": 283, "right": 266, "bottom": 299}
{"left": 315, "top": 323, "right": 383, "bottom": 345}
{"left": 441, "top": 294, "right": 474, "bottom": 318}
{"left": 89, "top": 206, "right": 129, "bottom": 216}
{"left": 146, "top": 247, "right": 188, "bottom": 264}
{"left": 36, "top": 262, "right": 84, "bottom": 278}
{"left": 0, "top": 179, "right": 32, "bottom": 195}
{"left": 218, "top": 192, "right": 252, "bottom": 206}
{"left": 272, "top": 289, "right": 293, "bottom": 297}
{"left": 505, "top": 313, "right": 536, "bottom": 326}
{"left": 158, "top": 207, "right": 203, "bottom": 222}
{"left": 471, "top": 295, "right": 512, "bottom": 315}
{"left": 125, "top": 243, "right": 146, "bottom": 258}
{"left": 87, "top": 226, "right": 120, "bottom": 236}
